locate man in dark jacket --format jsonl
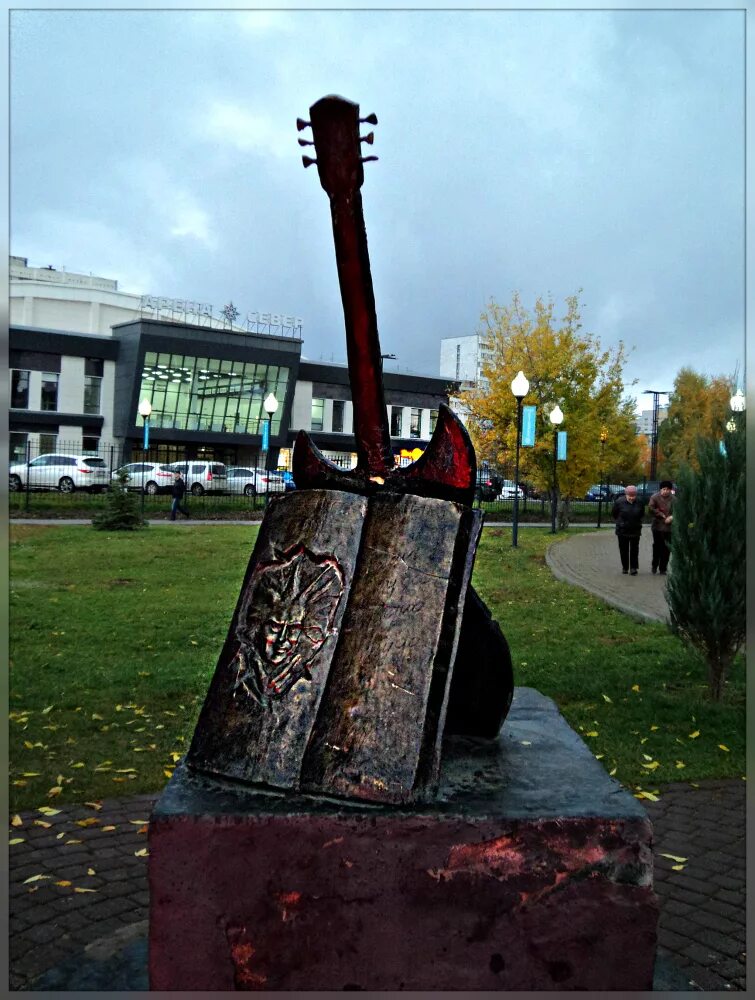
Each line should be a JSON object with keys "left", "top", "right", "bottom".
{"left": 648, "top": 480, "right": 674, "bottom": 575}
{"left": 170, "top": 472, "right": 191, "bottom": 521}
{"left": 611, "top": 485, "right": 645, "bottom": 575}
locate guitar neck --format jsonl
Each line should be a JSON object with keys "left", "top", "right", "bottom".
{"left": 329, "top": 188, "right": 394, "bottom": 477}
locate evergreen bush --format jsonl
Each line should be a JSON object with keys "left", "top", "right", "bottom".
{"left": 91, "top": 471, "right": 148, "bottom": 531}
{"left": 665, "top": 420, "right": 745, "bottom": 700}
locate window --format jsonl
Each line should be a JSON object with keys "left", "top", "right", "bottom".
{"left": 138, "top": 350, "right": 289, "bottom": 436}
{"left": 41, "top": 373, "right": 59, "bottom": 412}
{"left": 332, "top": 400, "right": 344, "bottom": 433}
{"left": 82, "top": 435, "right": 100, "bottom": 454}
{"left": 84, "top": 377, "right": 102, "bottom": 414}
{"left": 39, "top": 434, "right": 58, "bottom": 453}
{"left": 390, "top": 407, "right": 403, "bottom": 437}
{"left": 410, "top": 408, "right": 421, "bottom": 439}
{"left": 455, "top": 345, "right": 461, "bottom": 381}
{"left": 11, "top": 370, "right": 30, "bottom": 409}
{"left": 311, "top": 398, "right": 325, "bottom": 432}
{"left": 10, "top": 432, "right": 28, "bottom": 463}
{"left": 429, "top": 409, "right": 439, "bottom": 434}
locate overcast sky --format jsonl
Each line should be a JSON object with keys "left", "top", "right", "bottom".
{"left": 10, "top": 6, "right": 745, "bottom": 413}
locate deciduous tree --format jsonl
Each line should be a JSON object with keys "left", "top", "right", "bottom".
{"left": 658, "top": 368, "right": 733, "bottom": 478}
{"left": 459, "top": 292, "right": 642, "bottom": 500}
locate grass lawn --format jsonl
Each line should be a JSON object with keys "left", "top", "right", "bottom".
{"left": 9, "top": 524, "right": 745, "bottom": 812}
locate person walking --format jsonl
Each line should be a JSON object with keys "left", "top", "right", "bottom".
{"left": 648, "top": 479, "right": 674, "bottom": 575}
{"left": 170, "top": 471, "right": 191, "bottom": 520}
{"left": 611, "top": 484, "right": 645, "bottom": 575}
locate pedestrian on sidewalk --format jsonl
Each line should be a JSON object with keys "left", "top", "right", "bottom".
{"left": 612, "top": 484, "right": 645, "bottom": 575}
{"left": 170, "top": 472, "right": 191, "bottom": 520}
{"left": 648, "top": 480, "right": 674, "bottom": 575}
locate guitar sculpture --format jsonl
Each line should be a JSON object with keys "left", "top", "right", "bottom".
{"left": 293, "top": 97, "right": 476, "bottom": 506}
{"left": 187, "top": 96, "right": 513, "bottom": 804}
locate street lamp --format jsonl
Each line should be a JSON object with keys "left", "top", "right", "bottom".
{"left": 510, "top": 370, "right": 529, "bottom": 548}
{"left": 597, "top": 427, "right": 608, "bottom": 529}
{"left": 263, "top": 392, "right": 279, "bottom": 507}
{"left": 549, "top": 404, "right": 564, "bottom": 534}
{"left": 138, "top": 398, "right": 152, "bottom": 514}
{"left": 730, "top": 389, "right": 745, "bottom": 413}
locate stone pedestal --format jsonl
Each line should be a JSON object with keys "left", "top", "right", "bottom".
{"left": 149, "top": 688, "right": 658, "bottom": 991}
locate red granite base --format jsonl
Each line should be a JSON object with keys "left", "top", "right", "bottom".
{"left": 149, "top": 688, "right": 658, "bottom": 990}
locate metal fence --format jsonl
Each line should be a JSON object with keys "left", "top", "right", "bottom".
{"left": 8, "top": 439, "right": 622, "bottom": 526}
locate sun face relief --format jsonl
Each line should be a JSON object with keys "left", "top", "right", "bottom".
{"left": 232, "top": 544, "right": 345, "bottom": 706}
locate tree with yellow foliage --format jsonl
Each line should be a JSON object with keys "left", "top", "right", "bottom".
{"left": 459, "top": 292, "right": 642, "bottom": 501}
{"left": 658, "top": 368, "right": 734, "bottom": 479}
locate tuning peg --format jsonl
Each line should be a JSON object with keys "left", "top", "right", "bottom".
{"left": 302, "top": 155, "right": 318, "bottom": 168}
{"left": 297, "top": 138, "right": 315, "bottom": 147}
{"left": 360, "top": 113, "right": 378, "bottom": 125}
{"left": 361, "top": 155, "right": 378, "bottom": 164}
{"left": 296, "top": 118, "right": 311, "bottom": 131}
{"left": 360, "top": 132, "right": 375, "bottom": 145}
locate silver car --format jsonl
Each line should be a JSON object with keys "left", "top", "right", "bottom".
{"left": 9, "top": 453, "right": 110, "bottom": 493}
{"left": 226, "top": 467, "right": 285, "bottom": 497}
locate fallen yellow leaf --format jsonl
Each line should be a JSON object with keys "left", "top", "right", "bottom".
{"left": 585, "top": 731, "right": 599, "bottom": 738}
{"left": 55, "top": 880, "right": 72, "bottom": 887}
{"left": 85, "top": 801, "right": 102, "bottom": 811}
{"left": 602, "top": 694, "right": 612, "bottom": 703}
{"left": 23, "top": 874, "right": 51, "bottom": 884}
{"left": 48, "top": 786, "right": 62, "bottom": 797}
{"left": 87, "top": 867, "right": 96, "bottom": 875}
{"left": 73, "top": 887, "right": 96, "bottom": 893}
{"left": 631, "top": 684, "right": 640, "bottom": 693}
{"left": 135, "top": 848, "right": 149, "bottom": 857}
{"left": 9, "top": 837, "right": 25, "bottom": 845}
{"left": 688, "top": 730, "right": 700, "bottom": 739}
{"left": 609, "top": 766, "right": 617, "bottom": 776}
{"left": 129, "top": 819, "right": 150, "bottom": 825}
{"left": 22, "top": 772, "right": 40, "bottom": 778}
{"left": 660, "top": 853, "right": 688, "bottom": 863}
{"left": 675, "top": 761, "right": 686, "bottom": 769}
{"left": 11, "top": 814, "right": 23, "bottom": 827}
{"left": 91, "top": 713, "right": 103, "bottom": 721}
{"left": 641, "top": 761, "right": 660, "bottom": 770}
{"left": 520, "top": 740, "right": 532, "bottom": 746}
{"left": 671, "top": 864, "right": 686, "bottom": 872}
{"left": 650, "top": 725, "right": 659, "bottom": 731}
{"left": 102, "top": 826, "right": 116, "bottom": 832}
{"left": 65, "top": 839, "right": 82, "bottom": 845}
{"left": 33, "top": 820, "right": 51, "bottom": 828}
{"left": 642, "top": 753, "right": 653, "bottom": 761}
{"left": 634, "top": 791, "right": 659, "bottom": 802}
{"left": 718, "top": 744, "right": 730, "bottom": 752}
{"left": 37, "top": 807, "right": 61, "bottom": 816}
{"left": 75, "top": 818, "right": 99, "bottom": 827}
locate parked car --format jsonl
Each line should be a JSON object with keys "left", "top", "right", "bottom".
{"left": 585, "top": 484, "right": 624, "bottom": 501}
{"left": 112, "top": 462, "right": 175, "bottom": 495}
{"left": 9, "top": 453, "right": 110, "bottom": 493}
{"left": 497, "top": 479, "right": 525, "bottom": 500}
{"left": 226, "top": 467, "right": 286, "bottom": 497}
{"left": 475, "top": 469, "right": 501, "bottom": 502}
{"left": 166, "top": 461, "right": 228, "bottom": 496}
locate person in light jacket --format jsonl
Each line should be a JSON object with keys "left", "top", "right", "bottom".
{"left": 611, "top": 485, "right": 645, "bottom": 575}
{"left": 648, "top": 480, "right": 674, "bottom": 575}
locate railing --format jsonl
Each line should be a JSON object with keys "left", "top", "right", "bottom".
{"left": 8, "top": 442, "right": 625, "bottom": 526}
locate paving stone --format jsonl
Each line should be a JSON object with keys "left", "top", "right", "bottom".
{"left": 657, "top": 927, "right": 690, "bottom": 953}
{"left": 686, "top": 907, "right": 742, "bottom": 938}
{"left": 681, "top": 942, "right": 717, "bottom": 967}
{"left": 689, "top": 927, "right": 745, "bottom": 960}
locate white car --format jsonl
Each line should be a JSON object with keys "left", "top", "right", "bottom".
{"left": 166, "top": 461, "right": 228, "bottom": 496}
{"left": 9, "top": 453, "right": 110, "bottom": 493}
{"left": 112, "top": 462, "right": 176, "bottom": 495}
{"left": 497, "top": 480, "right": 525, "bottom": 500}
{"left": 226, "top": 467, "right": 286, "bottom": 497}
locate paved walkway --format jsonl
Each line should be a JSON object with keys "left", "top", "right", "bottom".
{"left": 546, "top": 528, "right": 670, "bottom": 622}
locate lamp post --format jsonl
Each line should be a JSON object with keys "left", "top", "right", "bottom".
{"left": 730, "top": 389, "right": 745, "bottom": 425}
{"left": 138, "top": 398, "right": 152, "bottom": 514}
{"left": 597, "top": 426, "right": 608, "bottom": 529}
{"left": 263, "top": 392, "right": 279, "bottom": 507}
{"left": 510, "top": 370, "right": 529, "bottom": 548}
{"left": 549, "top": 404, "right": 564, "bottom": 534}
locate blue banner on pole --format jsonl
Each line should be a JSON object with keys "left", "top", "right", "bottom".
{"left": 521, "top": 405, "right": 537, "bottom": 447}
{"left": 557, "top": 430, "right": 567, "bottom": 460}
{"left": 719, "top": 439, "right": 727, "bottom": 456}
{"left": 143, "top": 419, "right": 149, "bottom": 451}
{"left": 262, "top": 420, "right": 270, "bottom": 451}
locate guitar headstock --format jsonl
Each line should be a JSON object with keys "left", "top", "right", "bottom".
{"left": 297, "top": 95, "right": 378, "bottom": 197}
